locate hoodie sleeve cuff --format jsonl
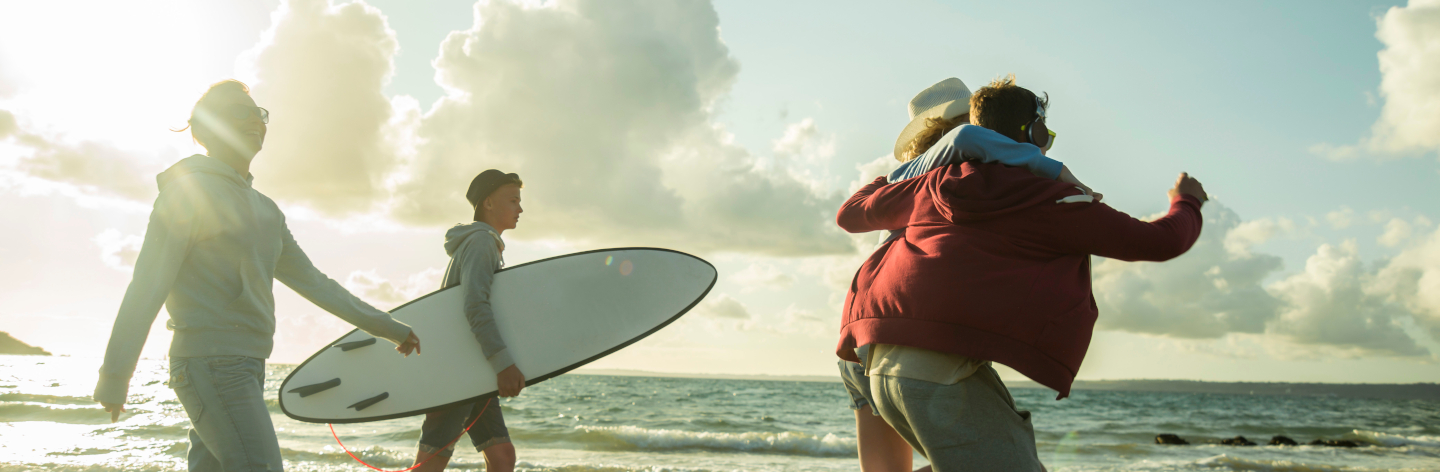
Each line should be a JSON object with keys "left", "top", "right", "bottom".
{"left": 364, "top": 316, "right": 412, "bottom": 347}
{"left": 1171, "top": 193, "right": 1204, "bottom": 208}
{"left": 94, "top": 372, "right": 131, "bottom": 405}
{"left": 486, "top": 348, "right": 516, "bottom": 374}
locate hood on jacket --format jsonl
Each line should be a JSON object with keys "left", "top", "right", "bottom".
{"left": 156, "top": 154, "right": 253, "bottom": 191}
{"left": 931, "top": 162, "right": 1084, "bottom": 223}
{"left": 445, "top": 221, "right": 501, "bottom": 257}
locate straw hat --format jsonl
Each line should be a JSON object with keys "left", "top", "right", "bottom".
{"left": 892, "top": 78, "right": 972, "bottom": 160}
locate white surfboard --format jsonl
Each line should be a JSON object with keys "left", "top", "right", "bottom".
{"left": 278, "top": 248, "right": 716, "bottom": 424}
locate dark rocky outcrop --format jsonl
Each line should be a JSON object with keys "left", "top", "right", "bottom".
{"left": 1220, "top": 436, "right": 1257, "bottom": 446}
{"left": 0, "top": 332, "right": 51, "bottom": 356}
{"left": 1309, "top": 439, "right": 1361, "bottom": 448}
{"left": 1268, "top": 435, "right": 1298, "bottom": 446}
{"left": 1155, "top": 434, "right": 1189, "bottom": 445}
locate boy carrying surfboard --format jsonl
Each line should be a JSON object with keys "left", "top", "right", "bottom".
{"left": 412, "top": 169, "right": 526, "bottom": 472}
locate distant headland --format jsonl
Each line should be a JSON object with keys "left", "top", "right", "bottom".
{"left": 0, "top": 332, "right": 51, "bottom": 356}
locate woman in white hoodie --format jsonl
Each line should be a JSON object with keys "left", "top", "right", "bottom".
{"left": 94, "top": 79, "right": 421, "bottom": 471}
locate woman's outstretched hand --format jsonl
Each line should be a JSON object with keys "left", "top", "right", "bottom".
{"left": 102, "top": 402, "right": 125, "bottom": 423}
{"left": 396, "top": 331, "right": 422, "bottom": 356}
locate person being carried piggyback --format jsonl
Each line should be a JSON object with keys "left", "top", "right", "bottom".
{"left": 836, "top": 75, "right": 1207, "bottom": 471}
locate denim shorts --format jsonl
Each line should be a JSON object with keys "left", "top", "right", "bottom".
{"left": 870, "top": 364, "right": 1043, "bottom": 471}
{"left": 838, "top": 359, "right": 880, "bottom": 416}
{"left": 418, "top": 398, "right": 509, "bottom": 456}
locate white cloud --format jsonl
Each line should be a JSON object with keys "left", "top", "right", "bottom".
{"left": 1307, "top": 143, "right": 1361, "bottom": 161}
{"left": 1093, "top": 203, "right": 1286, "bottom": 338}
{"left": 92, "top": 229, "right": 143, "bottom": 272}
{"left": 1224, "top": 216, "right": 1295, "bottom": 257}
{"left": 1379, "top": 218, "right": 1415, "bottom": 247}
{"left": 385, "top": 0, "right": 849, "bottom": 256}
{"left": 0, "top": 108, "right": 165, "bottom": 202}
{"left": 238, "top": 0, "right": 406, "bottom": 214}
{"left": 730, "top": 262, "right": 795, "bottom": 292}
{"left": 693, "top": 293, "right": 752, "bottom": 320}
{"left": 1367, "top": 0, "right": 1440, "bottom": 156}
{"left": 343, "top": 267, "right": 444, "bottom": 309}
{"left": 231, "top": 0, "right": 852, "bottom": 256}
{"left": 1266, "top": 240, "right": 1429, "bottom": 357}
{"left": 1371, "top": 223, "right": 1440, "bottom": 341}
{"left": 1326, "top": 206, "right": 1356, "bottom": 229}
{"left": 772, "top": 118, "right": 835, "bottom": 164}
{"left": 1309, "top": 0, "right": 1440, "bottom": 161}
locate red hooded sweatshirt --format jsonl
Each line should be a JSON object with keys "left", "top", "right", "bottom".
{"left": 836, "top": 162, "right": 1203, "bottom": 399}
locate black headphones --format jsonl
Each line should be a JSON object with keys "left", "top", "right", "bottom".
{"left": 1020, "top": 95, "right": 1051, "bottom": 149}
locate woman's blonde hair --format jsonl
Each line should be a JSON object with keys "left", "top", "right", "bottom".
{"left": 172, "top": 79, "right": 252, "bottom": 147}
{"left": 900, "top": 115, "right": 965, "bottom": 162}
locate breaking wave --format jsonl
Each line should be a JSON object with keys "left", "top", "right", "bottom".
{"left": 574, "top": 425, "right": 856, "bottom": 457}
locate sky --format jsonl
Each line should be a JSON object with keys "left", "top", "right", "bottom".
{"left": 1, "top": 0, "right": 1438, "bottom": 384}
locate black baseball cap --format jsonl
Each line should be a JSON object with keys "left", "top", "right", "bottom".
{"left": 466, "top": 169, "right": 523, "bottom": 208}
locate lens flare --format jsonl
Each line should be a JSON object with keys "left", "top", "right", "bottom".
{"left": 619, "top": 260, "right": 633, "bottom": 276}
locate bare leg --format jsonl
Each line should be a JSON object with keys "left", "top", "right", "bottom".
{"left": 412, "top": 449, "right": 451, "bottom": 472}
{"left": 482, "top": 442, "right": 517, "bottom": 472}
{"left": 856, "top": 405, "right": 914, "bottom": 472}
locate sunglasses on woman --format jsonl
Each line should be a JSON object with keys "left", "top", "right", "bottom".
{"left": 227, "top": 104, "right": 269, "bottom": 124}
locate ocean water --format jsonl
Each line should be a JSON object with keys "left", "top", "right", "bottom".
{"left": 1, "top": 355, "right": 1437, "bottom": 471}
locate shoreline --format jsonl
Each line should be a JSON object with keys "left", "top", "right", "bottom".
{"left": 565, "top": 368, "right": 1439, "bottom": 401}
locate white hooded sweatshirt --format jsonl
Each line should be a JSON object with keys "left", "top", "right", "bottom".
{"left": 95, "top": 155, "right": 412, "bottom": 404}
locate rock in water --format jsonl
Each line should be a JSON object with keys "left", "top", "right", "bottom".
{"left": 1155, "top": 434, "right": 1189, "bottom": 445}
{"left": 1269, "top": 435, "right": 1298, "bottom": 446}
{"left": 0, "top": 332, "right": 51, "bottom": 356}
{"left": 1221, "top": 436, "right": 1257, "bottom": 446}
{"left": 1309, "top": 439, "right": 1361, "bottom": 448}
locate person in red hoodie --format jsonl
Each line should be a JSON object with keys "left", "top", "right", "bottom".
{"left": 835, "top": 75, "right": 1207, "bottom": 471}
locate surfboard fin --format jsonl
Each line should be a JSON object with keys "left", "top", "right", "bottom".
{"left": 288, "top": 378, "right": 341, "bottom": 398}
{"left": 334, "top": 338, "right": 377, "bottom": 351}
{"left": 349, "top": 392, "right": 389, "bottom": 411}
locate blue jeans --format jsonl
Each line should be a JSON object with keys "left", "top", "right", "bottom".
{"left": 168, "top": 356, "right": 283, "bottom": 472}
{"left": 838, "top": 359, "right": 880, "bottom": 415}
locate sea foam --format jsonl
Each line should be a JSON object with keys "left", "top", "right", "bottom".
{"left": 576, "top": 425, "right": 856, "bottom": 457}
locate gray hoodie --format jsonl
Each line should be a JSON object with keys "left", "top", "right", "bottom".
{"left": 441, "top": 221, "right": 515, "bottom": 373}
{"left": 94, "top": 155, "right": 413, "bottom": 404}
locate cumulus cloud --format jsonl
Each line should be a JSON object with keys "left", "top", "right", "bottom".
{"left": 772, "top": 118, "right": 835, "bottom": 164}
{"left": 239, "top": 0, "right": 407, "bottom": 214}
{"left": 1326, "top": 206, "right": 1356, "bottom": 229}
{"left": 385, "top": 0, "right": 850, "bottom": 256}
{"left": 1368, "top": 0, "right": 1440, "bottom": 156}
{"left": 343, "top": 267, "right": 444, "bottom": 309}
{"left": 1371, "top": 224, "right": 1440, "bottom": 341}
{"left": 1093, "top": 203, "right": 1287, "bottom": 338}
{"left": 1093, "top": 202, "right": 1439, "bottom": 357}
{"left": 694, "top": 293, "right": 752, "bottom": 320}
{"left": 1311, "top": 0, "right": 1440, "bottom": 159}
{"left": 1267, "top": 240, "right": 1428, "bottom": 356}
{"left": 1, "top": 113, "right": 160, "bottom": 201}
{"left": 93, "top": 229, "right": 143, "bottom": 272}
{"left": 730, "top": 262, "right": 795, "bottom": 292}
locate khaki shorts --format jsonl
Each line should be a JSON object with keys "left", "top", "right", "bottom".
{"left": 870, "top": 364, "right": 1044, "bottom": 472}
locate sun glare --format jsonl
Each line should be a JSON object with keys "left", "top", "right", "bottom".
{"left": 0, "top": 1, "right": 216, "bottom": 156}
